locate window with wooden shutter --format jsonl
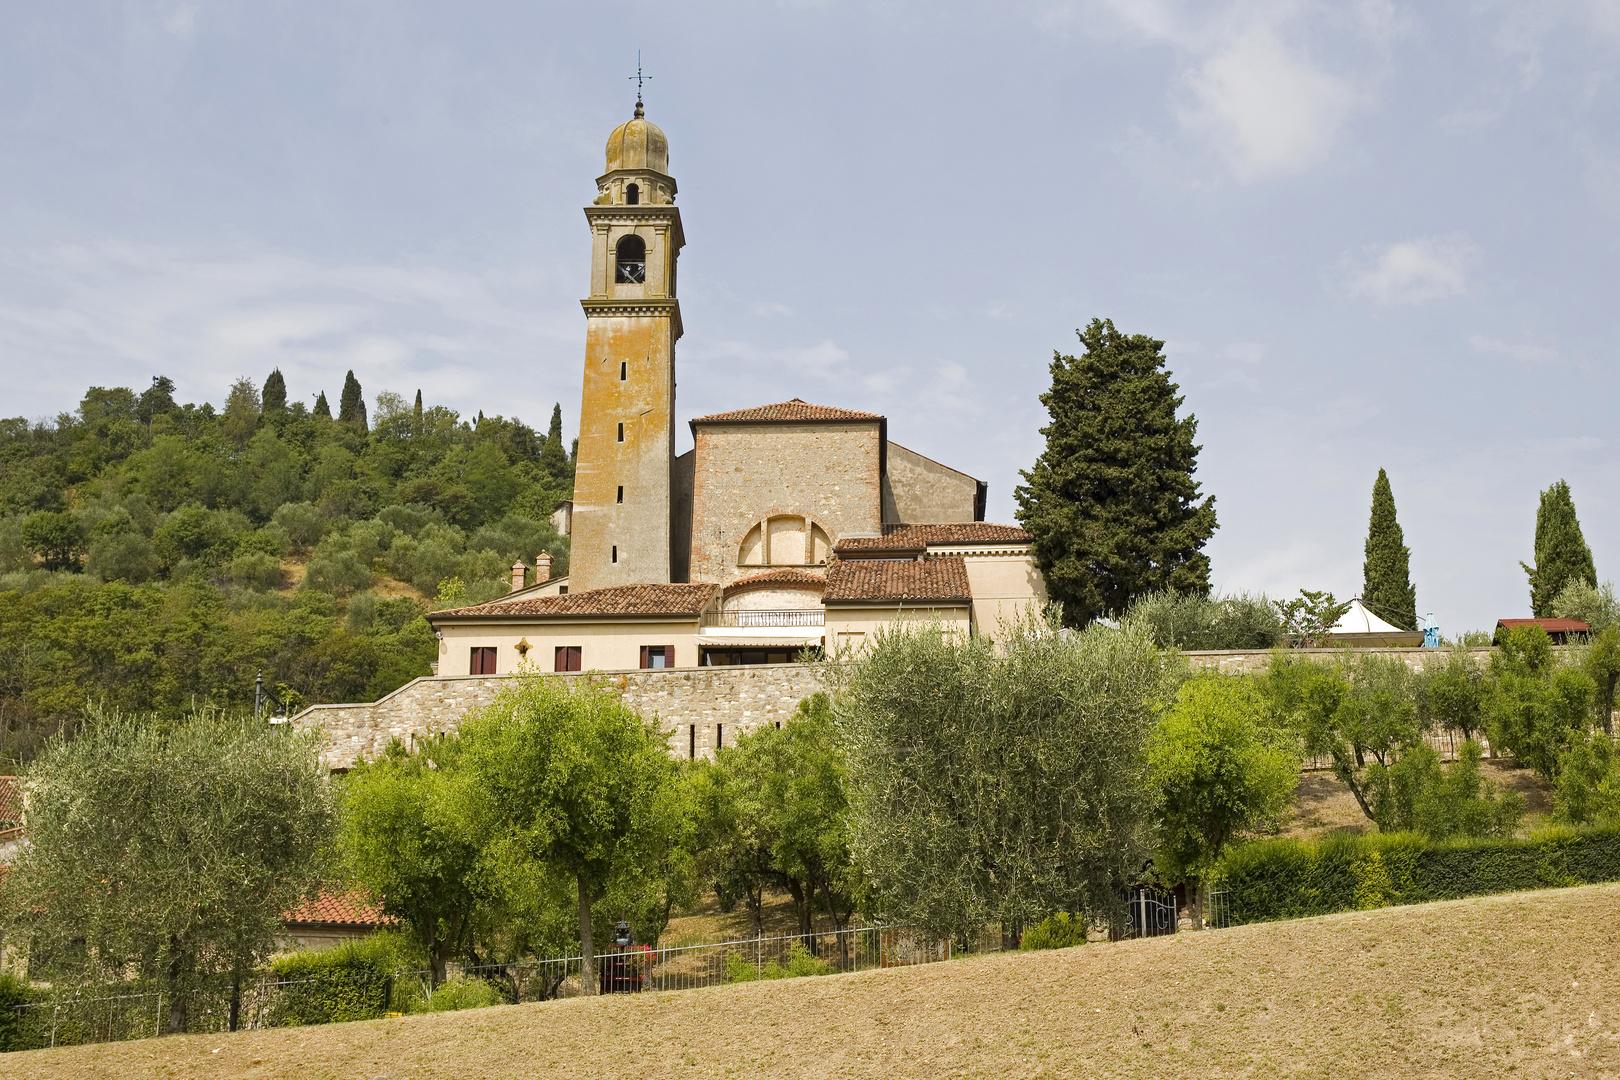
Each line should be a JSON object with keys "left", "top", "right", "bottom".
{"left": 554, "top": 646, "right": 582, "bottom": 672}
{"left": 470, "top": 647, "right": 497, "bottom": 675}
{"left": 639, "top": 646, "right": 668, "bottom": 670}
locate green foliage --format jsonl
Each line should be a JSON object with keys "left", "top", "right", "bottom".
{"left": 267, "top": 937, "right": 395, "bottom": 1026}
{"left": 694, "top": 694, "right": 861, "bottom": 947}
{"left": 457, "top": 674, "right": 684, "bottom": 994}
{"left": 837, "top": 611, "right": 1173, "bottom": 942}
{"left": 0, "top": 971, "right": 38, "bottom": 1051}
{"left": 1276, "top": 589, "right": 1353, "bottom": 647}
{"left": 1551, "top": 578, "right": 1619, "bottom": 632}
{"left": 1420, "top": 647, "right": 1488, "bottom": 741}
{"left": 425, "top": 974, "right": 502, "bottom": 1011}
{"left": 1123, "top": 590, "right": 1283, "bottom": 650}
{"left": 338, "top": 370, "right": 367, "bottom": 429}
{"left": 1015, "top": 318, "right": 1217, "bottom": 627}
{"left": 1369, "top": 741, "right": 1524, "bottom": 840}
{"left": 1149, "top": 675, "right": 1300, "bottom": 883}
{"left": 262, "top": 368, "right": 288, "bottom": 417}
{"left": 21, "top": 510, "right": 83, "bottom": 571}
{"left": 1554, "top": 730, "right": 1620, "bottom": 825}
{"left": 3, "top": 708, "right": 336, "bottom": 1033}
{"left": 1487, "top": 625, "right": 1594, "bottom": 780}
{"left": 1018, "top": 912, "right": 1089, "bottom": 951}
{"left": 1362, "top": 468, "right": 1417, "bottom": 631}
{"left": 1521, "top": 479, "right": 1596, "bottom": 618}
{"left": 1214, "top": 826, "right": 1620, "bottom": 924}
{"left": 1580, "top": 626, "right": 1620, "bottom": 733}
{"left": 723, "top": 942, "right": 833, "bottom": 982}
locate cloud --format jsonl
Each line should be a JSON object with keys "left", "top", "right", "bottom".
{"left": 1177, "top": 23, "right": 1361, "bottom": 181}
{"left": 1468, "top": 334, "right": 1557, "bottom": 365}
{"left": 1347, "top": 237, "right": 1474, "bottom": 305}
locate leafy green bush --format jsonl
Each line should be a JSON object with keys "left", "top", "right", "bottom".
{"left": 1019, "top": 912, "right": 1089, "bottom": 950}
{"left": 425, "top": 975, "right": 502, "bottom": 1012}
{"left": 1124, "top": 590, "right": 1283, "bottom": 651}
{"left": 267, "top": 938, "right": 395, "bottom": 1026}
{"left": 1215, "top": 826, "right": 1620, "bottom": 924}
{"left": 723, "top": 942, "right": 833, "bottom": 982}
{"left": 0, "top": 971, "right": 40, "bottom": 1051}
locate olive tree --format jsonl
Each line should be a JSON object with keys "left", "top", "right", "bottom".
{"left": 457, "top": 674, "right": 681, "bottom": 995}
{"left": 836, "top": 612, "right": 1174, "bottom": 942}
{"left": 4, "top": 708, "right": 334, "bottom": 1033}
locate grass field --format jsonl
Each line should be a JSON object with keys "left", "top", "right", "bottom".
{"left": 14, "top": 884, "right": 1620, "bottom": 1079}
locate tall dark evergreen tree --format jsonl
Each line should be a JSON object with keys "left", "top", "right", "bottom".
{"left": 312, "top": 391, "right": 332, "bottom": 419}
{"left": 136, "top": 376, "right": 177, "bottom": 423}
{"left": 1361, "top": 468, "right": 1417, "bottom": 630}
{"left": 1521, "top": 479, "right": 1596, "bottom": 617}
{"left": 539, "top": 403, "right": 569, "bottom": 484}
{"left": 1015, "top": 318, "right": 1217, "bottom": 627}
{"left": 338, "top": 370, "right": 367, "bottom": 430}
{"left": 412, "top": 389, "right": 423, "bottom": 436}
{"left": 261, "top": 368, "right": 288, "bottom": 417}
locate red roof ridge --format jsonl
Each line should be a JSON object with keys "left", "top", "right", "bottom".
{"left": 824, "top": 557, "right": 972, "bottom": 603}
{"left": 836, "top": 523, "right": 1032, "bottom": 551}
{"left": 432, "top": 582, "right": 718, "bottom": 620}
{"left": 283, "top": 885, "right": 396, "bottom": 928}
{"left": 691, "top": 399, "right": 884, "bottom": 424}
{"left": 725, "top": 567, "right": 827, "bottom": 594}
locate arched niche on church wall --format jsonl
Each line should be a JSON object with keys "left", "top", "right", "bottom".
{"left": 726, "top": 584, "right": 825, "bottom": 612}
{"left": 737, "top": 515, "right": 831, "bottom": 568}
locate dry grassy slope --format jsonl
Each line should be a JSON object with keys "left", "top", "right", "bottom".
{"left": 19, "top": 885, "right": 1620, "bottom": 1080}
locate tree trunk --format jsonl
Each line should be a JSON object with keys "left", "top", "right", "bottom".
{"left": 228, "top": 976, "right": 240, "bottom": 1032}
{"left": 578, "top": 874, "right": 597, "bottom": 996}
{"left": 165, "top": 941, "right": 187, "bottom": 1035}
{"left": 785, "top": 879, "right": 815, "bottom": 955}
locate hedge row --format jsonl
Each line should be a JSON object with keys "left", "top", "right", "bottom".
{"left": 1215, "top": 825, "right": 1620, "bottom": 924}
{"left": 266, "top": 938, "right": 395, "bottom": 1026}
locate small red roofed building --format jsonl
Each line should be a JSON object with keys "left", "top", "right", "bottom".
{"left": 280, "top": 887, "right": 396, "bottom": 952}
{"left": 1495, "top": 617, "right": 1591, "bottom": 646}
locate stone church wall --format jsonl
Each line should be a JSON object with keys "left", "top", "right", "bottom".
{"left": 881, "top": 441, "right": 982, "bottom": 524}
{"left": 293, "top": 664, "right": 827, "bottom": 770}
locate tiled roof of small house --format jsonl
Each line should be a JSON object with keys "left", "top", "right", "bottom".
{"left": 835, "top": 523, "right": 1032, "bottom": 552}
{"left": 1496, "top": 618, "right": 1591, "bottom": 633}
{"left": 283, "top": 887, "right": 396, "bottom": 928}
{"left": 824, "top": 557, "right": 971, "bottom": 604}
{"left": 0, "top": 777, "right": 20, "bottom": 831}
{"left": 690, "top": 398, "right": 883, "bottom": 424}
{"left": 431, "top": 583, "right": 718, "bottom": 620}
{"left": 724, "top": 568, "right": 827, "bottom": 596}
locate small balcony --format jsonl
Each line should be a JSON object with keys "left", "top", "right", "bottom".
{"left": 702, "top": 609, "right": 825, "bottom": 628}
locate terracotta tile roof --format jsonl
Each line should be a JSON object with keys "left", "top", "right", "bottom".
{"left": 824, "top": 557, "right": 971, "bottom": 604}
{"left": 432, "top": 583, "right": 718, "bottom": 620}
{"left": 725, "top": 568, "right": 827, "bottom": 595}
{"left": 1496, "top": 618, "right": 1591, "bottom": 633}
{"left": 284, "top": 886, "right": 396, "bottom": 928}
{"left": 835, "top": 523, "right": 1032, "bottom": 552}
{"left": 0, "top": 777, "right": 20, "bottom": 831}
{"left": 691, "top": 398, "right": 883, "bottom": 424}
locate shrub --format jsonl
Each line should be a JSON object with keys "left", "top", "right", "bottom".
{"left": 1019, "top": 912, "right": 1089, "bottom": 950}
{"left": 723, "top": 942, "right": 834, "bottom": 982}
{"left": 303, "top": 549, "right": 373, "bottom": 596}
{"left": 0, "top": 971, "right": 39, "bottom": 1052}
{"left": 425, "top": 975, "right": 502, "bottom": 1012}
{"left": 1214, "top": 826, "right": 1620, "bottom": 924}
{"left": 272, "top": 501, "right": 325, "bottom": 551}
{"left": 267, "top": 938, "right": 394, "bottom": 1026}
{"left": 1124, "top": 590, "right": 1283, "bottom": 651}
{"left": 224, "top": 551, "right": 283, "bottom": 591}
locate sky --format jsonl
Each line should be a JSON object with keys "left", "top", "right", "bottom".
{"left": 0, "top": 1, "right": 1617, "bottom": 633}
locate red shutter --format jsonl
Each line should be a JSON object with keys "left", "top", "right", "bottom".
{"left": 639, "top": 645, "right": 650, "bottom": 670}
{"left": 666, "top": 644, "right": 675, "bottom": 669}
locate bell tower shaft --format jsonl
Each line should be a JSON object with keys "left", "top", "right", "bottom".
{"left": 568, "top": 107, "right": 684, "bottom": 593}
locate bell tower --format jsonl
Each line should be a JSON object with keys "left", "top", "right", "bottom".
{"left": 568, "top": 101, "right": 685, "bottom": 593}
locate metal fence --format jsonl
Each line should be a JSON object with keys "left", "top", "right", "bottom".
{"left": 701, "top": 610, "right": 825, "bottom": 628}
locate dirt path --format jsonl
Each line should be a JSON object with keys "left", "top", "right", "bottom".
{"left": 15, "top": 884, "right": 1620, "bottom": 1079}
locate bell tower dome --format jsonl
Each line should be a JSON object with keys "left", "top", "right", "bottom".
{"left": 568, "top": 103, "right": 685, "bottom": 592}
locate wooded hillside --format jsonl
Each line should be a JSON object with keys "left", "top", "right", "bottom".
{"left": 0, "top": 371, "right": 573, "bottom": 766}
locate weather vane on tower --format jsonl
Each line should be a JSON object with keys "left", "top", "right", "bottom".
{"left": 629, "top": 51, "right": 650, "bottom": 112}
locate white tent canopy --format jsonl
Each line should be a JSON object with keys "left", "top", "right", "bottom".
{"left": 1329, "top": 598, "right": 1407, "bottom": 635}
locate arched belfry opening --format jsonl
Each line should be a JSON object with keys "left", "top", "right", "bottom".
{"left": 625, "top": 182, "right": 640, "bottom": 205}
{"left": 615, "top": 235, "right": 647, "bottom": 284}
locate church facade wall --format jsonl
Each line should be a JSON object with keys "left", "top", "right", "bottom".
{"left": 689, "top": 420, "right": 882, "bottom": 585}
{"left": 881, "top": 442, "right": 982, "bottom": 524}
{"left": 295, "top": 664, "right": 827, "bottom": 769}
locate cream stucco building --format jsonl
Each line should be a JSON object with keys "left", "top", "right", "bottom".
{"left": 393, "top": 102, "right": 1046, "bottom": 749}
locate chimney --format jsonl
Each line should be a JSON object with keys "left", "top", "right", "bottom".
{"left": 535, "top": 550, "right": 553, "bottom": 584}
{"left": 510, "top": 561, "right": 526, "bottom": 593}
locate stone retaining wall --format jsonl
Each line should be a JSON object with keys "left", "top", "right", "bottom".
{"left": 295, "top": 646, "right": 1506, "bottom": 770}
{"left": 293, "top": 664, "right": 826, "bottom": 769}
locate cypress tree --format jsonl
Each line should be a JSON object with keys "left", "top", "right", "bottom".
{"left": 412, "top": 389, "right": 423, "bottom": 436}
{"left": 338, "top": 370, "right": 367, "bottom": 430}
{"left": 1521, "top": 480, "right": 1596, "bottom": 617}
{"left": 539, "top": 403, "right": 569, "bottom": 483}
{"left": 261, "top": 368, "right": 287, "bottom": 417}
{"left": 1015, "top": 318, "right": 1217, "bottom": 627}
{"left": 1361, "top": 468, "right": 1417, "bottom": 630}
{"left": 313, "top": 391, "right": 331, "bottom": 419}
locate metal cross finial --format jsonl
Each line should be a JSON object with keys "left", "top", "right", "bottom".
{"left": 629, "top": 51, "right": 650, "bottom": 105}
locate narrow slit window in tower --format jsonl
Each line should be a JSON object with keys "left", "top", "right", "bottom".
{"left": 716, "top": 723, "right": 723, "bottom": 749}
{"left": 616, "top": 485, "right": 624, "bottom": 503}
{"left": 614, "top": 235, "right": 646, "bottom": 284}
{"left": 617, "top": 422, "right": 624, "bottom": 442}
{"left": 626, "top": 183, "right": 639, "bottom": 204}
{"left": 689, "top": 724, "right": 695, "bottom": 760}
{"left": 611, "top": 546, "right": 618, "bottom": 563}
{"left": 620, "top": 361, "right": 627, "bottom": 381}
